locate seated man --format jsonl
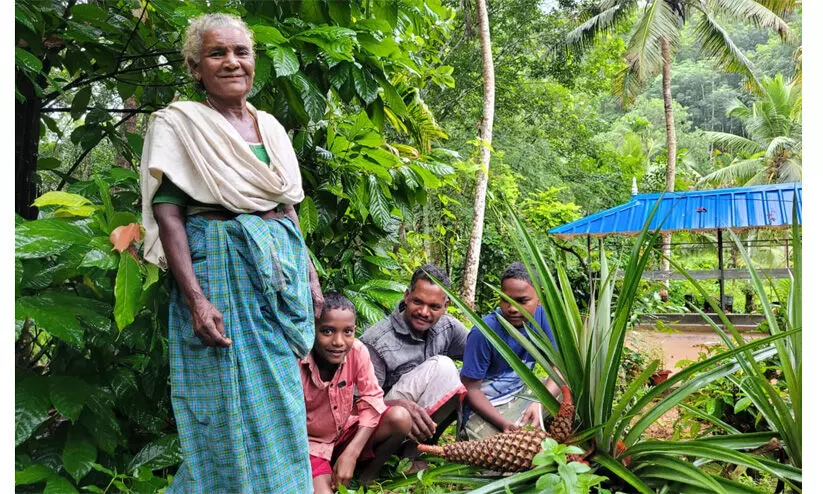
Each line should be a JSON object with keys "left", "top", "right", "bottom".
{"left": 301, "top": 293, "right": 412, "bottom": 494}
{"left": 360, "top": 264, "right": 468, "bottom": 445}
{"left": 460, "top": 262, "right": 561, "bottom": 441}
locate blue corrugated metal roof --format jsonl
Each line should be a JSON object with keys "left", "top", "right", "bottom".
{"left": 549, "top": 182, "right": 802, "bottom": 238}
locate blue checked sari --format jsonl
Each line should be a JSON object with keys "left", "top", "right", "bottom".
{"left": 167, "top": 214, "right": 314, "bottom": 493}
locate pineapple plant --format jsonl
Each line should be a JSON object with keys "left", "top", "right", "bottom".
{"left": 417, "top": 386, "right": 576, "bottom": 472}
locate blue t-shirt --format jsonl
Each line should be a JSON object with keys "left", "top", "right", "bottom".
{"left": 460, "top": 305, "right": 556, "bottom": 381}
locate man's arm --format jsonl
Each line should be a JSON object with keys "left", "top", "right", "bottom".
{"left": 461, "top": 376, "right": 519, "bottom": 432}
{"left": 446, "top": 318, "right": 468, "bottom": 360}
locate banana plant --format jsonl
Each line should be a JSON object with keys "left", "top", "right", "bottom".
{"left": 429, "top": 200, "right": 801, "bottom": 493}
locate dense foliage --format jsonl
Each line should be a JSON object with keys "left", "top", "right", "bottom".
{"left": 15, "top": 0, "right": 800, "bottom": 492}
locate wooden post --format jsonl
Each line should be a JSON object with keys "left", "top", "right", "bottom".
{"left": 717, "top": 229, "right": 725, "bottom": 312}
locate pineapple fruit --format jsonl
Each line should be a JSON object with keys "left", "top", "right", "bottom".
{"left": 418, "top": 385, "right": 576, "bottom": 472}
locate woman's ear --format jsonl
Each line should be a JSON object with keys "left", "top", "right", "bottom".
{"left": 187, "top": 58, "right": 201, "bottom": 81}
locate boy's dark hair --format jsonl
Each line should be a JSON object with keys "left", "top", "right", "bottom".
{"left": 320, "top": 292, "right": 356, "bottom": 317}
{"left": 501, "top": 261, "right": 534, "bottom": 287}
{"left": 409, "top": 264, "right": 451, "bottom": 290}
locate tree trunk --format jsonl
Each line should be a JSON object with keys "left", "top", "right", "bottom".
{"left": 459, "top": 0, "right": 495, "bottom": 309}
{"left": 115, "top": 96, "right": 138, "bottom": 168}
{"left": 15, "top": 71, "right": 41, "bottom": 220}
{"left": 660, "top": 38, "right": 677, "bottom": 276}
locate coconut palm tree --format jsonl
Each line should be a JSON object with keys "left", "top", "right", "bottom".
{"left": 699, "top": 73, "right": 801, "bottom": 186}
{"left": 566, "top": 0, "right": 792, "bottom": 273}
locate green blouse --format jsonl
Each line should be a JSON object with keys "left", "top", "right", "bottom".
{"left": 152, "top": 143, "right": 271, "bottom": 214}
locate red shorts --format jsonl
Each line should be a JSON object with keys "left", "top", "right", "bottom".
{"left": 310, "top": 407, "right": 393, "bottom": 478}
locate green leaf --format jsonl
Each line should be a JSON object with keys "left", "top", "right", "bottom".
{"left": 367, "top": 175, "right": 392, "bottom": 231}
{"left": 15, "top": 464, "right": 52, "bottom": 485}
{"left": 288, "top": 72, "right": 326, "bottom": 122}
{"left": 250, "top": 25, "right": 287, "bottom": 45}
{"left": 33, "top": 192, "right": 92, "bottom": 209}
{"left": 114, "top": 251, "right": 142, "bottom": 330}
{"left": 127, "top": 132, "right": 144, "bottom": 158}
{"left": 127, "top": 434, "right": 182, "bottom": 472}
{"left": 328, "top": 1, "right": 351, "bottom": 25}
{"left": 298, "top": 196, "right": 319, "bottom": 235}
{"left": 110, "top": 368, "right": 138, "bottom": 400}
{"left": 15, "top": 47, "right": 42, "bottom": 73}
{"left": 357, "top": 33, "right": 398, "bottom": 58}
{"left": 267, "top": 45, "right": 300, "bottom": 77}
{"left": 80, "top": 236, "right": 119, "bottom": 271}
{"left": 142, "top": 263, "right": 160, "bottom": 292}
{"left": 15, "top": 376, "right": 50, "bottom": 446}
{"left": 362, "top": 255, "right": 401, "bottom": 270}
{"left": 16, "top": 292, "right": 111, "bottom": 348}
{"left": 62, "top": 429, "right": 96, "bottom": 483}
{"left": 373, "top": 0, "right": 398, "bottom": 28}
{"left": 374, "top": 71, "right": 408, "bottom": 118}
{"left": 295, "top": 26, "right": 358, "bottom": 61}
{"left": 70, "top": 87, "right": 92, "bottom": 121}
{"left": 15, "top": 219, "right": 92, "bottom": 259}
{"left": 352, "top": 67, "right": 379, "bottom": 104}
{"left": 733, "top": 397, "right": 753, "bottom": 414}
{"left": 249, "top": 54, "right": 272, "bottom": 99}
{"left": 360, "top": 279, "right": 406, "bottom": 292}
{"left": 50, "top": 376, "right": 92, "bottom": 423}
{"left": 44, "top": 474, "right": 78, "bottom": 494}
{"left": 38, "top": 157, "right": 61, "bottom": 171}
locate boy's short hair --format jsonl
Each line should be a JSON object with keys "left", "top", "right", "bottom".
{"left": 320, "top": 292, "right": 356, "bottom": 317}
{"left": 409, "top": 264, "right": 450, "bottom": 290}
{"left": 501, "top": 261, "right": 534, "bottom": 287}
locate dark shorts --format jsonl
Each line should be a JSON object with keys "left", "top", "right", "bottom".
{"left": 310, "top": 407, "right": 393, "bottom": 478}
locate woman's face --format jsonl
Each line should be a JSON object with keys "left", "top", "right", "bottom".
{"left": 191, "top": 27, "right": 255, "bottom": 102}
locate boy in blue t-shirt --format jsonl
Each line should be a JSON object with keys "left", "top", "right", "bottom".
{"left": 459, "top": 262, "right": 561, "bottom": 440}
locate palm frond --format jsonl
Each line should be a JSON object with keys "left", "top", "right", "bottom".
{"left": 764, "top": 135, "right": 796, "bottom": 160}
{"left": 698, "top": 158, "right": 763, "bottom": 186}
{"left": 564, "top": 0, "right": 637, "bottom": 52}
{"left": 711, "top": 0, "right": 792, "bottom": 41}
{"left": 690, "top": 7, "right": 761, "bottom": 90}
{"left": 755, "top": 0, "right": 799, "bottom": 18}
{"left": 614, "top": 0, "right": 682, "bottom": 102}
{"left": 702, "top": 131, "right": 762, "bottom": 156}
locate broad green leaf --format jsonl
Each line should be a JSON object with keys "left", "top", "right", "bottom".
{"left": 374, "top": 71, "right": 408, "bottom": 118}
{"left": 110, "top": 368, "right": 138, "bottom": 400}
{"left": 288, "top": 72, "right": 326, "bottom": 122}
{"left": 345, "top": 292, "right": 388, "bottom": 325}
{"left": 357, "top": 33, "right": 398, "bottom": 58}
{"left": 80, "top": 236, "right": 119, "bottom": 271}
{"left": 363, "top": 255, "right": 401, "bottom": 270}
{"left": 295, "top": 26, "right": 358, "bottom": 61}
{"left": 250, "top": 25, "right": 287, "bottom": 45}
{"left": 44, "top": 474, "right": 78, "bottom": 494}
{"left": 367, "top": 175, "right": 392, "bottom": 231}
{"left": 15, "top": 219, "right": 92, "bottom": 259}
{"left": 15, "top": 376, "right": 50, "bottom": 446}
{"left": 298, "top": 196, "right": 319, "bottom": 235}
{"left": 373, "top": 0, "right": 398, "bottom": 28}
{"left": 37, "top": 157, "right": 61, "bottom": 170}
{"left": 267, "top": 45, "right": 300, "bottom": 77}
{"left": 127, "top": 434, "right": 182, "bottom": 472}
{"left": 16, "top": 292, "right": 111, "bottom": 347}
{"left": 70, "top": 87, "right": 91, "bottom": 120}
{"left": 70, "top": 3, "right": 107, "bottom": 22}
{"left": 33, "top": 192, "right": 92, "bottom": 209}
{"left": 80, "top": 394, "right": 121, "bottom": 455}
{"left": 15, "top": 5, "right": 37, "bottom": 33}
{"left": 62, "top": 429, "right": 96, "bottom": 483}
{"left": 142, "top": 263, "right": 160, "bottom": 292}
{"left": 249, "top": 54, "right": 272, "bottom": 99}
{"left": 114, "top": 251, "right": 142, "bottom": 330}
{"left": 360, "top": 279, "right": 406, "bottom": 292}
{"left": 126, "top": 132, "right": 144, "bottom": 158}
{"left": 733, "top": 396, "right": 753, "bottom": 414}
{"left": 300, "top": 0, "right": 326, "bottom": 24}
{"left": 352, "top": 67, "right": 379, "bottom": 104}
{"left": 15, "top": 464, "right": 52, "bottom": 485}
{"left": 49, "top": 376, "right": 92, "bottom": 423}
{"left": 15, "top": 47, "right": 42, "bottom": 73}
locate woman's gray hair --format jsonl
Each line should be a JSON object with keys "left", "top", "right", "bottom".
{"left": 181, "top": 13, "right": 254, "bottom": 76}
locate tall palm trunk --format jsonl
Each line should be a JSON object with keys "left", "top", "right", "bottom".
{"left": 661, "top": 37, "right": 676, "bottom": 276}
{"left": 459, "top": 0, "right": 495, "bottom": 309}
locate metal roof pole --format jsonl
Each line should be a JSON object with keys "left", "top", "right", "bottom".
{"left": 717, "top": 229, "right": 725, "bottom": 313}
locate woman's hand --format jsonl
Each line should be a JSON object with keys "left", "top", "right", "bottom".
{"left": 189, "top": 295, "right": 232, "bottom": 347}
{"left": 310, "top": 280, "right": 324, "bottom": 321}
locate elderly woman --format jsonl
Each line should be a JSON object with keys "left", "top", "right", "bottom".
{"left": 140, "top": 13, "right": 321, "bottom": 493}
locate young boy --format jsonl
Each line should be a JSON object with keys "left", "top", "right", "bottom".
{"left": 300, "top": 293, "right": 412, "bottom": 493}
{"left": 459, "top": 262, "right": 561, "bottom": 440}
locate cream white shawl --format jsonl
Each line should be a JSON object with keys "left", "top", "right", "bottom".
{"left": 140, "top": 101, "right": 305, "bottom": 268}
